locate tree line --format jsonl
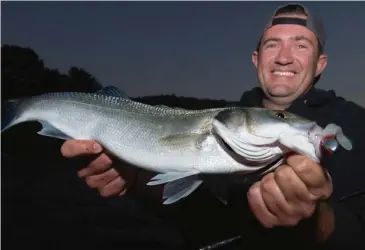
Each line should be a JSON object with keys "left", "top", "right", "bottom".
{"left": 1, "top": 44, "right": 232, "bottom": 109}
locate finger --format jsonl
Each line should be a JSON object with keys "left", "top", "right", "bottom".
{"left": 61, "top": 140, "right": 102, "bottom": 158}
{"left": 309, "top": 169, "right": 333, "bottom": 200}
{"left": 260, "top": 172, "right": 302, "bottom": 225}
{"left": 99, "top": 177, "right": 126, "bottom": 197}
{"left": 85, "top": 168, "right": 121, "bottom": 189}
{"left": 287, "top": 155, "right": 326, "bottom": 187}
{"left": 274, "top": 165, "right": 316, "bottom": 203}
{"left": 247, "top": 181, "right": 278, "bottom": 228}
{"left": 287, "top": 155, "right": 332, "bottom": 198}
{"left": 273, "top": 166, "right": 317, "bottom": 219}
{"left": 78, "top": 153, "right": 113, "bottom": 178}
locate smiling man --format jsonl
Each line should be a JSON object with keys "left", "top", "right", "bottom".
{"left": 60, "top": 3, "right": 364, "bottom": 250}
{"left": 235, "top": 3, "right": 365, "bottom": 249}
{"left": 252, "top": 4, "right": 327, "bottom": 111}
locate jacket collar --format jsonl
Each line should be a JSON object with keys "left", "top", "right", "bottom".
{"left": 239, "top": 86, "right": 338, "bottom": 109}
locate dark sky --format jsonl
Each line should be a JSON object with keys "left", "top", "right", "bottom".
{"left": 2, "top": 1, "right": 364, "bottom": 106}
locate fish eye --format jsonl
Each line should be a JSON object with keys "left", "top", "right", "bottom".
{"left": 274, "top": 111, "right": 287, "bottom": 119}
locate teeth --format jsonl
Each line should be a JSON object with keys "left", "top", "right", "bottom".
{"left": 273, "top": 71, "right": 295, "bottom": 76}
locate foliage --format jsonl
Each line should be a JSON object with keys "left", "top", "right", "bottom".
{"left": 1, "top": 44, "right": 232, "bottom": 109}
{"left": 1, "top": 44, "right": 103, "bottom": 100}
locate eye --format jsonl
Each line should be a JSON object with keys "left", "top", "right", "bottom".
{"left": 297, "top": 44, "right": 307, "bottom": 49}
{"left": 267, "top": 44, "right": 277, "bottom": 49}
{"left": 274, "top": 111, "right": 288, "bottom": 119}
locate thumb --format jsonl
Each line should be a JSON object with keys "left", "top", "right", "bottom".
{"left": 61, "top": 139, "right": 103, "bottom": 158}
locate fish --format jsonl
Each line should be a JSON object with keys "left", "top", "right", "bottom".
{"left": 1, "top": 87, "right": 353, "bottom": 205}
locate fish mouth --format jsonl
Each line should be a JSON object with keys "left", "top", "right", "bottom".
{"left": 320, "top": 134, "right": 339, "bottom": 155}
{"left": 309, "top": 123, "right": 352, "bottom": 160}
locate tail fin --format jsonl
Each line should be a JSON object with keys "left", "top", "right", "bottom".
{"left": 1, "top": 99, "right": 21, "bottom": 132}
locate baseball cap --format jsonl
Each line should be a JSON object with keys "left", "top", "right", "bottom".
{"left": 258, "top": 3, "right": 326, "bottom": 51}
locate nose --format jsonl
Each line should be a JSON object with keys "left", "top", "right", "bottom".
{"left": 275, "top": 46, "right": 294, "bottom": 65}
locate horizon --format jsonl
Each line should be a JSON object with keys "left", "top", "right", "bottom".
{"left": 2, "top": 1, "right": 364, "bottom": 107}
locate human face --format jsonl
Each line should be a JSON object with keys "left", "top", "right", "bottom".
{"left": 252, "top": 17, "right": 327, "bottom": 108}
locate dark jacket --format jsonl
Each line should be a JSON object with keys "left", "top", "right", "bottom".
{"left": 222, "top": 87, "right": 365, "bottom": 250}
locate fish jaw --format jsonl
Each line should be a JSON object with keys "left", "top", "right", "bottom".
{"left": 307, "top": 123, "right": 353, "bottom": 160}
{"left": 248, "top": 120, "right": 322, "bottom": 162}
{"left": 270, "top": 120, "right": 354, "bottom": 163}
{"left": 256, "top": 120, "right": 352, "bottom": 162}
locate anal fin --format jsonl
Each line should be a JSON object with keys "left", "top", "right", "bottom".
{"left": 37, "top": 121, "right": 73, "bottom": 141}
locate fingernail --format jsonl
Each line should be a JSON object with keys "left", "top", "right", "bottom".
{"left": 93, "top": 143, "right": 102, "bottom": 153}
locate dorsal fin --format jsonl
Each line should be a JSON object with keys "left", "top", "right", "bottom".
{"left": 97, "top": 86, "right": 130, "bottom": 99}
{"left": 155, "top": 104, "right": 187, "bottom": 110}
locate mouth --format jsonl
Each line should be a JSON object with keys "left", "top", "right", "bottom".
{"left": 271, "top": 70, "right": 297, "bottom": 77}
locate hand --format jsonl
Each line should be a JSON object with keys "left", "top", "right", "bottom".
{"left": 247, "top": 154, "right": 333, "bottom": 228}
{"left": 61, "top": 139, "right": 137, "bottom": 197}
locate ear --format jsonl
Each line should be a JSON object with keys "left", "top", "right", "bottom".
{"left": 315, "top": 54, "right": 328, "bottom": 77}
{"left": 252, "top": 50, "right": 259, "bottom": 69}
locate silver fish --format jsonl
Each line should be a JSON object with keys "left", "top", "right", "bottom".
{"left": 1, "top": 89, "right": 352, "bottom": 204}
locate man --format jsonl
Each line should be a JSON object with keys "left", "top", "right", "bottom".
{"left": 61, "top": 3, "right": 364, "bottom": 250}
